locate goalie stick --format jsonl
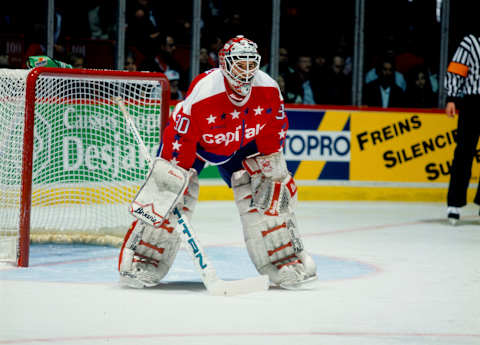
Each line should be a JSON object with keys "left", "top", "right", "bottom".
{"left": 115, "top": 97, "right": 269, "bottom": 296}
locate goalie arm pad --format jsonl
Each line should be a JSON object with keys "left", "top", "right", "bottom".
{"left": 242, "top": 152, "right": 297, "bottom": 216}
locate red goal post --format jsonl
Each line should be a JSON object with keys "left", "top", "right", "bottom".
{"left": 0, "top": 67, "right": 170, "bottom": 267}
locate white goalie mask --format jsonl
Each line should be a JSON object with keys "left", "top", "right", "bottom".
{"left": 219, "top": 35, "right": 261, "bottom": 97}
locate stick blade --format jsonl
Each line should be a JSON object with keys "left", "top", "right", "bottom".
{"left": 207, "top": 275, "right": 270, "bottom": 296}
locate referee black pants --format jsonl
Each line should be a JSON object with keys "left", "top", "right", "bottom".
{"left": 447, "top": 95, "right": 480, "bottom": 207}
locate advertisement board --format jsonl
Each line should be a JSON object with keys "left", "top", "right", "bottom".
{"left": 31, "top": 102, "right": 160, "bottom": 185}
{"left": 284, "top": 105, "right": 479, "bottom": 184}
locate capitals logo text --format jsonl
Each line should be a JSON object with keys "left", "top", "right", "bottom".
{"left": 203, "top": 123, "right": 265, "bottom": 146}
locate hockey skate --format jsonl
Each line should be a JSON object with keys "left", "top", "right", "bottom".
{"left": 447, "top": 206, "right": 460, "bottom": 225}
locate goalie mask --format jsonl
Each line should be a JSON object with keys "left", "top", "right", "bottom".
{"left": 219, "top": 35, "right": 261, "bottom": 97}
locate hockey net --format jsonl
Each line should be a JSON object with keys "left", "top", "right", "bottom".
{"left": 0, "top": 67, "right": 170, "bottom": 266}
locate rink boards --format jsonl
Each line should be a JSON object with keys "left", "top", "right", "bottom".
{"left": 198, "top": 105, "right": 479, "bottom": 202}
{"left": 6, "top": 104, "right": 477, "bottom": 203}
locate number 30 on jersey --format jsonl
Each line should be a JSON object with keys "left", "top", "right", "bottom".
{"left": 174, "top": 115, "right": 190, "bottom": 134}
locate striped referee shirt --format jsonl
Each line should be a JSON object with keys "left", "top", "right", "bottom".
{"left": 445, "top": 34, "right": 480, "bottom": 101}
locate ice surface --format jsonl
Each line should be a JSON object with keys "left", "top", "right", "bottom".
{"left": 0, "top": 201, "right": 479, "bottom": 345}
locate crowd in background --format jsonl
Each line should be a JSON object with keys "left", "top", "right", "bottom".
{"left": 0, "top": 0, "right": 470, "bottom": 108}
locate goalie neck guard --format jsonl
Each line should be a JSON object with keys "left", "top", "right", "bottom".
{"left": 219, "top": 35, "right": 261, "bottom": 97}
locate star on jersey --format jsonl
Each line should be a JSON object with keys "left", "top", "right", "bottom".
{"left": 253, "top": 106, "right": 263, "bottom": 115}
{"left": 278, "top": 129, "right": 287, "bottom": 139}
{"left": 230, "top": 110, "right": 240, "bottom": 119}
{"left": 207, "top": 114, "right": 216, "bottom": 124}
{"left": 172, "top": 140, "right": 182, "bottom": 150}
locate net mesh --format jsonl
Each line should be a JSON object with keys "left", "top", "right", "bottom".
{"left": 0, "top": 68, "right": 166, "bottom": 260}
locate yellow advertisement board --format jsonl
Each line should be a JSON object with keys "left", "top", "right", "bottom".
{"left": 350, "top": 111, "right": 479, "bottom": 182}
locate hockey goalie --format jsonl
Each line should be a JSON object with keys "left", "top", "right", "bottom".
{"left": 118, "top": 35, "right": 317, "bottom": 289}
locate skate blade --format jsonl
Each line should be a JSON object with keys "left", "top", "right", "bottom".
{"left": 448, "top": 218, "right": 458, "bottom": 226}
{"left": 119, "top": 274, "right": 146, "bottom": 288}
{"left": 279, "top": 275, "right": 318, "bottom": 290}
{"left": 119, "top": 272, "right": 161, "bottom": 288}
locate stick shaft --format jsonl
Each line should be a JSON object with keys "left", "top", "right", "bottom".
{"left": 115, "top": 97, "right": 153, "bottom": 167}
{"left": 116, "top": 97, "right": 222, "bottom": 294}
{"left": 173, "top": 207, "right": 220, "bottom": 290}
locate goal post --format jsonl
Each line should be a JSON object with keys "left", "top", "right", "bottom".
{"left": 0, "top": 67, "right": 170, "bottom": 267}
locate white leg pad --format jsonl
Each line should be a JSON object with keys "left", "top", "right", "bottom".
{"left": 119, "top": 172, "right": 199, "bottom": 288}
{"left": 232, "top": 170, "right": 317, "bottom": 288}
{"left": 119, "top": 218, "right": 181, "bottom": 288}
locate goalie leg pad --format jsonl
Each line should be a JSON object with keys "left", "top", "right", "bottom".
{"left": 232, "top": 170, "right": 317, "bottom": 288}
{"left": 118, "top": 218, "right": 181, "bottom": 288}
{"left": 119, "top": 171, "right": 199, "bottom": 288}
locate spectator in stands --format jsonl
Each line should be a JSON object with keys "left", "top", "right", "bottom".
{"left": 199, "top": 48, "right": 215, "bottom": 73}
{"left": 55, "top": 1, "right": 90, "bottom": 42}
{"left": 286, "top": 54, "right": 315, "bottom": 104}
{"left": 165, "top": 70, "right": 185, "bottom": 101}
{"left": 222, "top": 10, "right": 244, "bottom": 41}
{"left": 366, "top": 50, "right": 407, "bottom": 92}
{"left": 69, "top": 54, "right": 85, "bottom": 68}
{"left": 126, "top": 0, "right": 161, "bottom": 57}
{"left": 203, "top": 34, "right": 223, "bottom": 68}
{"left": 1, "top": 3, "right": 22, "bottom": 35}
{"left": 309, "top": 50, "right": 328, "bottom": 103}
{"left": 171, "top": 17, "right": 192, "bottom": 46}
{"left": 311, "top": 50, "right": 328, "bottom": 77}
{"left": 0, "top": 55, "right": 8, "bottom": 68}
{"left": 395, "top": 35, "right": 425, "bottom": 77}
{"left": 140, "top": 34, "right": 182, "bottom": 75}
{"left": 261, "top": 47, "right": 295, "bottom": 80}
{"left": 125, "top": 50, "right": 137, "bottom": 72}
{"left": 88, "top": 0, "right": 115, "bottom": 40}
{"left": 278, "top": 47, "right": 296, "bottom": 77}
{"left": 24, "top": 8, "right": 67, "bottom": 63}
{"left": 277, "top": 75, "right": 302, "bottom": 104}
{"left": 314, "top": 54, "right": 351, "bottom": 105}
{"left": 404, "top": 65, "right": 437, "bottom": 108}
{"left": 202, "top": 0, "right": 225, "bottom": 35}
{"left": 363, "top": 56, "right": 405, "bottom": 108}
{"left": 53, "top": 6, "right": 65, "bottom": 53}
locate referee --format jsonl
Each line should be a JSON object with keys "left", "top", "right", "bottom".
{"left": 445, "top": 33, "right": 480, "bottom": 225}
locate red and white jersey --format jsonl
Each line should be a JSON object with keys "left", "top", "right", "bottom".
{"left": 160, "top": 68, "right": 287, "bottom": 170}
